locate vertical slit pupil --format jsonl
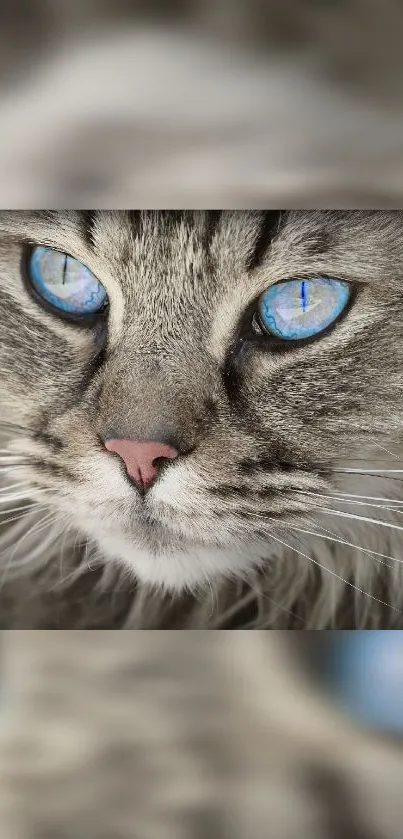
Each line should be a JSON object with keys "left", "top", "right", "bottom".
{"left": 301, "top": 280, "right": 308, "bottom": 312}
{"left": 62, "top": 254, "right": 67, "bottom": 285}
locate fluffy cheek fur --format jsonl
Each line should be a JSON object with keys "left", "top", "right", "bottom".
{"left": 24, "top": 454, "right": 274, "bottom": 592}
{"left": 21, "top": 438, "right": 332, "bottom": 591}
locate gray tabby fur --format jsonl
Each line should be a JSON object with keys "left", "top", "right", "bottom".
{"left": 1, "top": 210, "right": 403, "bottom": 628}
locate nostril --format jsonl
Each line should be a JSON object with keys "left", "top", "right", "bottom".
{"left": 152, "top": 454, "right": 170, "bottom": 468}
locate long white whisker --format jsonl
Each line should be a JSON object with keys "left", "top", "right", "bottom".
{"left": 0, "top": 503, "right": 40, "bottom": 515}
{"left": 319, "top": 508, "right": 403, "bottom": 534}
{"left": 266, "top": 528, "right": 402, "bottom": 615}
{"left": 0, "top": 490, "right": 49, "bottom": 508}
{"left": 333, "top": 468, "right": 403, "bottom": 474}
{"left": 301, "top": 491, "right": 403, "bottom": 514}
{"left": 0, "top": 482, "right": 34, "bottom": 495}
{"left": 0, "top": 504, "right": 51, "bottom": 528}
{"left": 0, "top": 460, "right": 29, "bottom": 467}
{"left": 209, "top": 591, "right": 257, "bottom": 629}
{"left": 57, "top": 522, "right": 75, "bottom": 583}
{"left": 283, "top": 522, "right": 399, "bottom": 569}
{"left": 48, "top": 564, "right": 82, "bottom": 592}
{"left": 319, "top": 459, "right": 403, "bottom": 463}
{"left": 333, "top": 500, "right": 403, "bottom": 514}
{"left": 0, "top": 509, "right": 66, "bottom": 575}
{"left": 375, "top": 443, "right": 402, "bottom": 461}
{"left": 249, "top": 571, "right": 308, "bottom": 627}
{"left": 242, "top": 508, "right": 401, "bottom": 568}
{"left": 332, "top": 471, "right": 403, "bottom": 486}
{"left": 0, "top": 513, "right": 34, "bottom": 528}
{"left": 1, "top": 512, "right": 56, "bottom": 553}
{"left": 7, "top": 522, "right": 62, "bottom": 570}
{"left": 0, "top": 515, "right": 68, "bottom": 586}
{"left": 0, "top": 506, "right": 41, "bottom": 536}
{"left": 325, "top": 492, "right": 403, "bottom": 504}
{"left": 0, "top": 491, "right": 48, "bottom": 507}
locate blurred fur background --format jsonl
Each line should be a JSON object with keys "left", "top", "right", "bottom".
{"left": 0, "top": 0, "right": 403, "bottom": 206}
{"left": 0, "top": 632, "right": 402, "bottom": 838}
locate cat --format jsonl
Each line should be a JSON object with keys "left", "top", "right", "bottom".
{"left": 1, "top": 209, "right": 403, "bottom": 629}
{"left": 0, "top": 631, "right": 402, "bottom": 839}
{"left": 1, "top": 1, "right": 403, "bottom": 206}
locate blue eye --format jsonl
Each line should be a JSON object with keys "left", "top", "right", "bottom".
{"left": 258, "top": 277, "right": 351, "bottom": 341}
{"left": 28, "top": 246, "right": 107, "bottom": 318}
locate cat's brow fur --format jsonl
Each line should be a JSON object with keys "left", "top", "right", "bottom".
{"left": 2, "top": 210, "right": 403, "bottom": 628}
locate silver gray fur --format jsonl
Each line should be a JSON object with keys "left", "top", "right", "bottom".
{"left": 1, "top": 210, "right": 403, "bottom": 628}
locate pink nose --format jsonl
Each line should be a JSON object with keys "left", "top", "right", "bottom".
{"left": 105, "top": 438, "right": 178, "bottom": 490}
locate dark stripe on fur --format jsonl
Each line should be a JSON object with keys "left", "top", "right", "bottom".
{"left": 127, "top": 210, "right": 143, "bottom": 239}
{"left": 27, "top": 458, "right": 78, "bottom": 484}
{"left": 80, "top": 211, "right": 97, "bottom": 249}
{"left": 246, "top": 210, "right": 283, "bottom": 271}
{"left": 32, "top": 429, "right": 66, "bottom": 452}
{"left": 203, "top": 210, "right": 222, "bottom": 252}
{"left": 210, "top": 484, "right": 250, "bottom": 499}
{"left": 304, "top": 227, "right": 335, "bottom": 257}
{"left": 160, "top": 211, "right": 187, "bottom": 236}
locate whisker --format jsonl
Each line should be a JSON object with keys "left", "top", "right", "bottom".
{"left": 333, "top": 500, "right": 403, "bottom": 515}
{"left": 320, "top": 459, "right": 403, "bottom": 463}
{"left": 375, "top": 443, "right": 402, "bottom": 461}
{"left": 325, "top": 492, "right": 403, "bottom": 504}
{"left": 283, "top": 522, "right": 400, "bottom": 569}
{"left": 0, "top": 482, "right": 33, "bottom": 495}
{"left": 328, "top": 469, "right": 403, "bottom": 486}
{"left": 7, "top": 522, "right": 61, "bottom": 569}
{"left": 211, "top": 590, "right": 258, "bottom": 629}
{"left": 0, "top": 458, "right": 28, "bottom": 465}
{"left": 250, "top": 573, "right": 308, "bottom": 627}
{"left": 48, "top": 555, "right": 86, "bottom": 592}
{"left": 0, "top": 490, "right": 48, "bottom": 506}
{"left": 0, "top": 507, "right": 53, "bottom": 537}
{"left": 331, "top": 467, "right": 403, "bottom": 479}
{"left": 20, "top": 512, "right": 56, "bottom": 535}
{"left": 0, "top": 503, "right": 40, "bottom": 515}
{"left": 333, "top": 468, "right": 403, "bottom": 474}
{"left": 57, "top": 522, "right": 76, "bottom": 584}
{"left": 0, "top": 491, "right": 47, "bottom": 507}
{"left": 0, "top": 510, "right": 66, "bottom": 579}
{"left": 266, "top": 528, "right": 402, "bottom": 615}
{"left": 0, "top": 421, "right": 26, "bottom": 432}
{"left": 300, "top": 491, "right": 403, "bottom": 514}
{"left": 0, "top": 509, "right": 45, "bottom": 529}
{"left": 240, "top": 508, "right": 402, "bottom": 568}
{"left": 319, "top": 507, "right": 403, "bottom": 534}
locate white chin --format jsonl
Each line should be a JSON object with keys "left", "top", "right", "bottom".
{"left": 97, "top": 533, "right": 262, "bottom": 593}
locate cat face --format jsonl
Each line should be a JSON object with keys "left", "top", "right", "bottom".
{"left": 1, "top": 210, "right": 403, "bottom": 592}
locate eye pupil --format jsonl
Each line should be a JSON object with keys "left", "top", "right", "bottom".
{"left": 28, "top": 246, "right": 108, "bottom": 320}
{"left": 258, "top": 277, "right": 351, "bottom": 342}
{"left": 301, "top": 280, "right": 308, "bottom": 312}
